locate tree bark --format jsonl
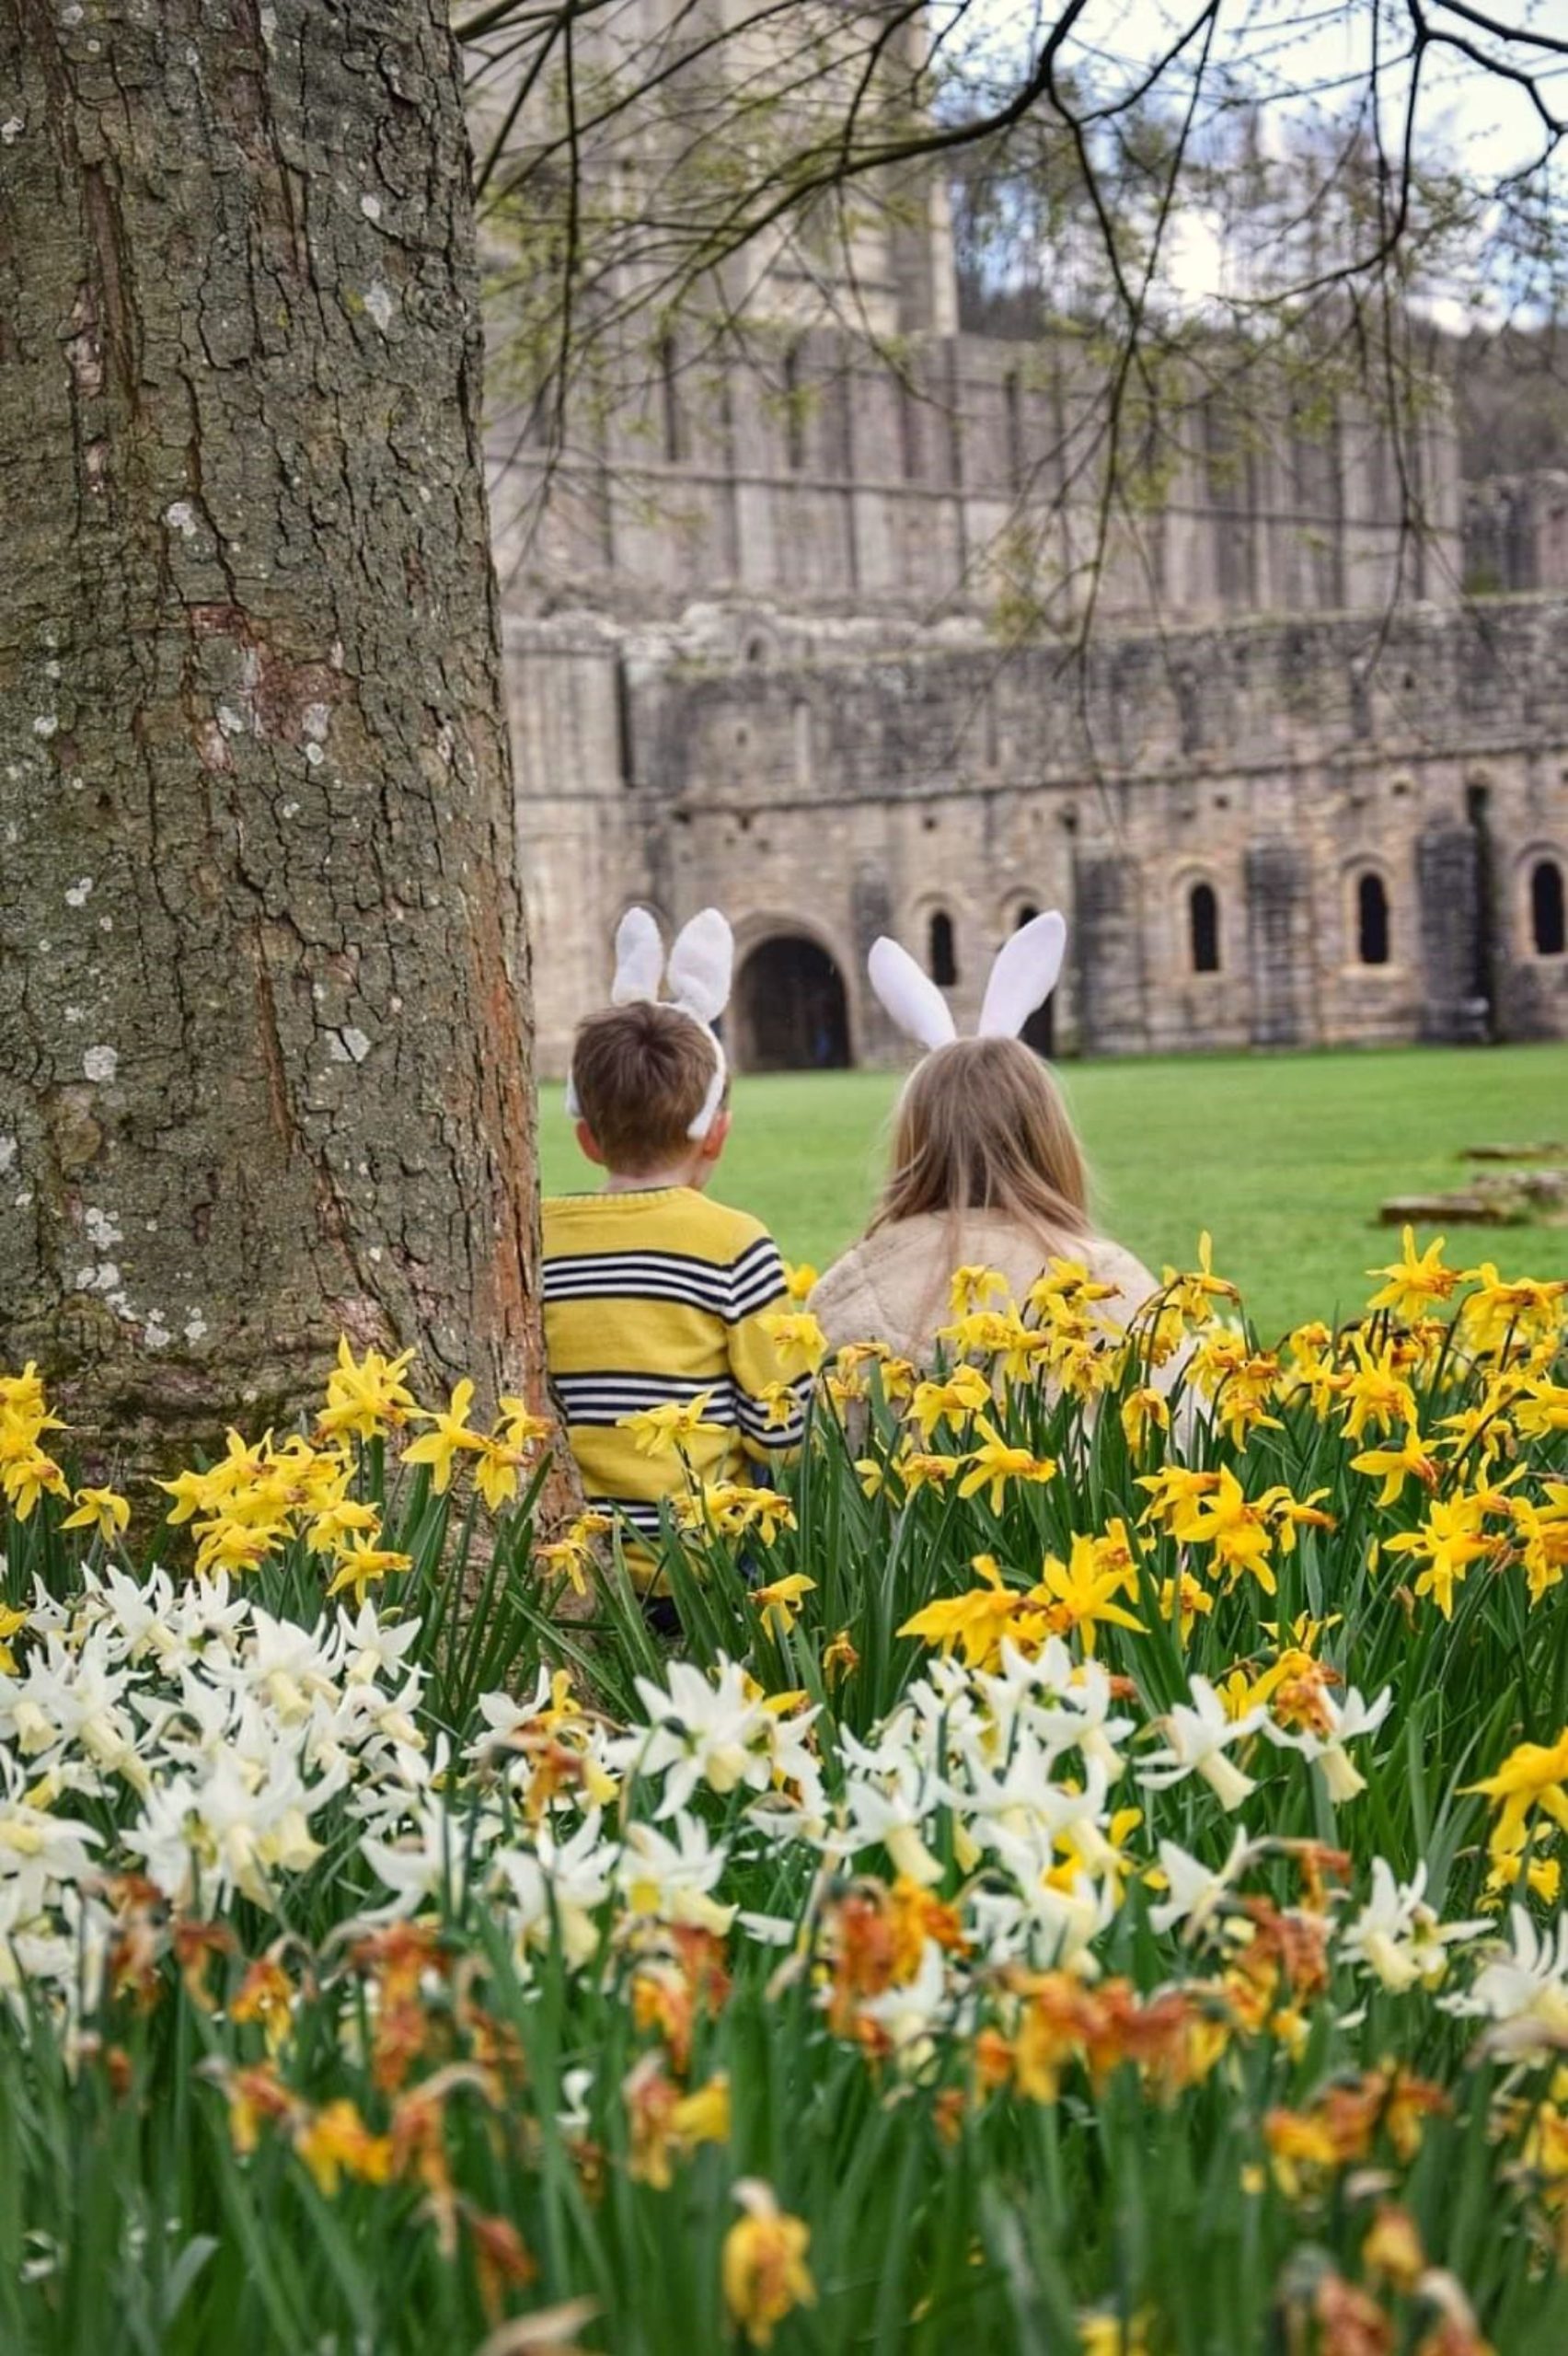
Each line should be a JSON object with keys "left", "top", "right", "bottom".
{"left": 0, "top": 0, "right": 547, "bottom": 1464}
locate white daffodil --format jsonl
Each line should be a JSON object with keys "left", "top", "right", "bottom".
{"left": 1266, "top": 1685, "right": 1392, "bottom": 1803}
{"left": 338, "top": 1600, "right": 423, "bottom": 1689}
{"left": 494, "top": 1811, "right": 616, "bottom": 1969}
{"left": 1338, "top": 1858, "right": 1487, "bottom": 1992}
{"left": 1444, "top": 1906, "right": 1568, "bottom": 2057}
{"left": 836, "top": 1770, "right": 945, "bottom": 1888}
{"left": 621, "top": 1657, "right": 773, "bottom": 1818}
{"left": 359, "top": 1796, "right": 482, "bottom": 1919}
{"left": 1147, "top": 1830, "right": 1253, "bottom": 1938}
{"left": 1138, "top": 1677, "right": 1266, "bottom": 1811}
{"left": 615, "top": 1813, "right": 736, "bottom": 1934}
{"left": 855, "top": 1938, "right": 950, "bottom": 2057}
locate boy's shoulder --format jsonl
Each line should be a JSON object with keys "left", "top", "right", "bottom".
{"left": 540, "top": 1187, "right": 778, "bottom": 1265}
{"left": 693, "top": 1191, "right": 778, "bottom": 1259}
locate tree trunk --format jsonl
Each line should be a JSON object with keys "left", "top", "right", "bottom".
{"left": 0, "top": 0, "right": 547, "bottom": 1465}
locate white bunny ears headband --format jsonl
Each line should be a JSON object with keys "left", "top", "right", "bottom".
{"left": 868, "top": 908, "right": 1066, "bottom": 1053}
{"left": 565, "top": 906, "right": 733, "bottom": 1141}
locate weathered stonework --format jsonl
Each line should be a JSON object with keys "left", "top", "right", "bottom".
{"left": 508, "top": 594, "right": 1568, "bottom": 1071}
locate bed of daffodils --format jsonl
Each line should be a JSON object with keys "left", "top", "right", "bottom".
{"left": 2, "top": 1230, "right": 1567, "bottom": 2353}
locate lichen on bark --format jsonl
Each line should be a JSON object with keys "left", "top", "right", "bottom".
{"left": 0, "top": 0, "right": 548, "bottom": 1470}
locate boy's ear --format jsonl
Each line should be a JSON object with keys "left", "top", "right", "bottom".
{"left": 698, "top": 1108, "right": 731, "bottom": 1162}
{"left": 575, "top": 1119, "right": 607, "bottom": 1167}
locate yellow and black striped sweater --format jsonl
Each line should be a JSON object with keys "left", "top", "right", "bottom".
{"left": 540, "top": 1186, "right": 810, "bottom": 1553}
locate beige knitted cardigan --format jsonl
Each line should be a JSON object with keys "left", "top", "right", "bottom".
{"left": 809, "top": 1209, "right": 1161, "bottom": 1369}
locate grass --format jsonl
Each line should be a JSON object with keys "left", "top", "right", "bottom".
{"left": 538, "top": 1041, "right": 1568, "bottom": 1335}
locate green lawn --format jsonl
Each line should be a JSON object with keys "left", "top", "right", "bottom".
{"left": 537, "top": 1042, "right": 1568, "bottom": 1336}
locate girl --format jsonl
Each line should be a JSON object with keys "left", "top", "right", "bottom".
{"left": 810, "top": 916, "right": 1161, "bottom": 1363}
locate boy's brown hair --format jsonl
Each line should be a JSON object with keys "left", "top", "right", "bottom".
{"left": 570, "top": 1002, "right": 727, "bottom": 1170}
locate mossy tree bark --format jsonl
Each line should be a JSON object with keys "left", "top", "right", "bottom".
{"left": 0, "top": 0, "right": 547, "bottom": 1466}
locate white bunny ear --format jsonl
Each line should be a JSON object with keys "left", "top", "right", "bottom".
{"left": 611, "top": 907, "right": 666, "bottom": 1005}
{"left": 977, "top": 909, "right": 1066, "bottom": 1040}
{"left": 666, "top": 907, "right": 733, "bottom": 1023}
{"left": 868, "top": 936, "right": 959, "bottom": 1053}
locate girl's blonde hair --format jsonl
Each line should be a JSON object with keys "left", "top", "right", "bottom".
{"left": 870, "top": 1036, "right": 1090, "bottom": 1260}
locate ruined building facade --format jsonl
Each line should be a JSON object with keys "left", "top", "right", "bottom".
{"left": 486, "top": 40, "right": 1568, "bottom": 1073}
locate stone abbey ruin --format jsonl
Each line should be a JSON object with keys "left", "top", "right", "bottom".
{"left": 483, "top": 22, "right": 1568, "bottom": 1078}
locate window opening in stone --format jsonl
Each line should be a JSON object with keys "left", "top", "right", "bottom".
{"left": 1532, "top": 858, "right": 1567, "bottom": 956}
{"left": 899, "top": 375, "right": 921, "bottom": 481}
{"left": 928, "top": 910, "right": 958, "bottom": 987}
{"left": 733, "top": 936, "right": 850, "bottom": 1070}
{"left": 1189, "top": 882, "right": 1220, "bottom": 974}
{"left": 658, "top": 334, "right": 685, "bottom": 465}
{"left": 1356, "top": 872, "right": 1390, "bottom": 965}
{"left": 782, "top": 344, "right": 806, "bottom": 473}
{"left": 614, "top": 654, "right": 636, "bottom": 790}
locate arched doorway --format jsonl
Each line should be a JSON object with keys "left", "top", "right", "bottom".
{"left": 734, "top": 935, "right": 851, "bottom": 1071}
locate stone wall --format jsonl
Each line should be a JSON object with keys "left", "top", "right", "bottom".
{"left": 491, "top": 325, "right": 1463, "bottom": 630}
{"left": 510, "top": 595, "right": 1568, "bottom": 1072}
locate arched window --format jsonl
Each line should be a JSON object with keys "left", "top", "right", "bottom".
{"left": 658, "top": 333, "right": 685, "bottom": 465}
{"left": 1188, "top": 882, "right": 1220, "bottom": 975}
{"left": 1356, "top": 872, "right": 1390, "bottom": 966}
{"left": 782, "top": 343, "right": 806, "bottom": 473}
{"left": 928, "top": 910, "right": 958, "bottom": 987}
{"left": 1531, "top": 858, "right": 1566, "bottom": 956}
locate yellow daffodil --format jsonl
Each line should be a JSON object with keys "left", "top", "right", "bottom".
{"left": 294, "top": 2098, "right": 394, "bottom": 2197}
{"left": 1383, "top": 1490, "right": 1500, "bottom": 1619}
{"left": 1179, "top": 1467, "right": 1278, "bottom": 1595}
{"left": 402, "top": 1379, "right": 486, "bottom": 1493}
{"left": 1336, "top": 1334, "right": 1419, "bottom": 1442}
{"left": 1159, "top": 1571, "right": 1214, "bottom": 1643}
{"left": 2, "top": 1449, "right": 68, "bottom": 1521}
{"left": 1466, "top": 1727, "right": 1568, "bottom": 1870}
{"left": 0, "top": 1602, "right": 29, "bottom": 1676}
{"left": 782, "top": 1261, "right": 819, "bottom": 1302}
{"left": 60, "top": 1484, "right": 131, "bottom": 1542}
{"left": 193, "top": 1518, "right": 289, "bottom": 1576}
{"left": 304, "top": 1497, "right": 382, "bottom": 1556}
{"left": 758, "top": 1311, "right": 827, "bottom": 1380}
{"left": 1031, "top": 1534, "right": 1147, "bottom": 1654}
{"left": 909, "top": 1364, "right": 992, "bottom": 1440}
{"left": 317, "top": 1336, "right": 419, "bottom": 1441}
{"left": 1120, "top": 1385, "right": 1170, "bottom": 1452}
{"left": 891, "top": 1449, "right": 963, "bottom": 1497}
{"left": 1350, "top": 1425, "right": 1439, "bottom": 1507}
{"left": 1366, "top": 1226, "right": 1466, "bottom": 1321}
{"left": 899, "top": 1554, "right": 1035, "bottom": 1669}
{"left": 1159, "top": 1230, "right": 1239, "bottom": 1326}
{"left": 950, "top": 1264, "right": 1013, "bottom": 1316}
{"left": 956, "top": 1415, "right": 1057, "bottom": 1513}
{"left": 822, "top": 1628, "right": 860, "bottom": 1682}
{"left": 750, "top": 1574, "right": 816, "bottom": 1636}
{"left": 722, "top": 2180, "right": 814, "bottom": 2348}
{"left": 324, "top": 1532, "right": 413, "bottom": 1607}
{"left": 1078, "top": 2308, "right": 1152, "bottom": 2356}
{"left": 1462, "top": 1265, "right": 1568, "bottom": 1357}
{"left": 671, "top": 2072, "right": 732, "bottom": 2149}
{"left": 619, "top": 1393, "right": 724, "bottom": 1459}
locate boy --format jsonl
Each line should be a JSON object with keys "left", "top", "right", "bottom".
{"left": 540, "top": 998, "right": 810, "bottom": 1566}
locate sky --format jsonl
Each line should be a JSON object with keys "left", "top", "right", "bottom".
{"left": 963, "top": 0, "right": 1567, "bottom": 317}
